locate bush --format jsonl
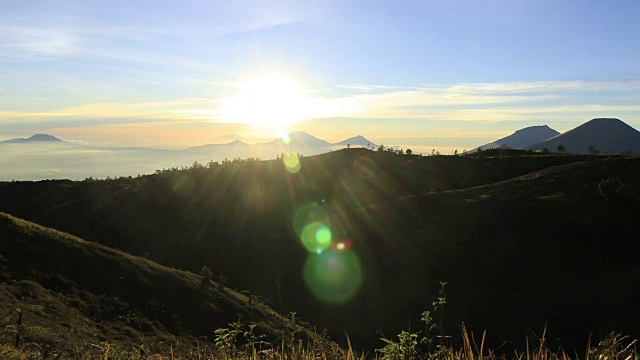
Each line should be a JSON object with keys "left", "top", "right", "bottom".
{"left": 598, "top": 176, "right": 637, "bottom": 201}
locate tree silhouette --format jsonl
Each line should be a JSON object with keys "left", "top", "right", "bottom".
{"left": 406, "top": 149, "right": 413, "bottom": 155}
{"left": 557, "top": 144, "right": 565, "bottom": 152}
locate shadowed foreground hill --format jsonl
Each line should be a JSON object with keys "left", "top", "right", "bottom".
{"left": 327, "top": 157, "right": 640, "bottom": 348}
{"left": 0, "top": 150, "right": 639, "bottom": 351}
{"left": 0, "top": 213, "right": 326, "bottom": 356}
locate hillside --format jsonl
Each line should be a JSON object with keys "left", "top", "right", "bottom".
{"left": 0, "top": 150, "right": 639, "bottom": 351}
{"left": 0, "top": 213, "right": 327, "bottom": 357}
{"left": 328, "top": 156, "right": 640, "bottom": 348}
{"left": 525, "top": 118, "right": 640, "bottom": 153}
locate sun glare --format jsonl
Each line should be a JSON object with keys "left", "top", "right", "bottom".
{"left": 222, "top": 74, "right": 313, "bottom": 129}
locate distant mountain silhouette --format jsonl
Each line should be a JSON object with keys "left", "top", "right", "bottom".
{"left": 471, "top": 125, "right": 559, "bottom": 152}
{"left": 524, "top": 118, "right": 640, "bottom": 153}
{"left": 226, "top": 139, "right": 248, "bottom": 146}
{"left": 188, "top": 138, "right": 249, "bottom": 150}
{"left": 334, "top": 135, "right": 377, "bottom": 148}
{"left": 264, "top": 131, "right": 331, "bottom": 146}
{"left": 1, "top": 133, "right": 63, "bottom": 143}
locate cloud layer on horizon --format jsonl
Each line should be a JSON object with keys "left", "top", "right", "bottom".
{"left": 1, "top": 79, "right": 639, "bottom": 144}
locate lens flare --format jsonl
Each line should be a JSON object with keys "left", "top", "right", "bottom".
{"left": 303, "top": 249, "right": 363, "bottom": 304}
{"left": 332, "top": 239, "right": 352, "bottom": 251}
{"left": 283, "top": 153, "right": 301, "bottom": 173}
{"left": 300, "top": 222, "right": 332, "bottom": 253}
{"left": 293, "top": 203, "right": 330, "bottom": 236}
{"left": 278, "top": 128, "right": 291, "bottom": 145}
{"left": 315, "top": 227, "right": 332, "bottom": 244}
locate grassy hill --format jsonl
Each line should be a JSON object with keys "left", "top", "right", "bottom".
{"left": 0, "top": 149, "right": 638, "bottom": 351}
{"left": 0, "top": 212, "right": 330, "bottom": 358}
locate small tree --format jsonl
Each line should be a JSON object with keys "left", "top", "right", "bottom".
{"left": 4, "top": 306, "right": 45, "bottom": 348}
{"left": 557, "top": 143, "right": 566, "bottom": 152}
{"left": 200, "top": 266, "right": 213, "bottom": 290}
{"left": 588, "top": 145, "right": 599, "bottom": 154}
{"left": 406, "top": 149, "right": 413, "bottom": 155}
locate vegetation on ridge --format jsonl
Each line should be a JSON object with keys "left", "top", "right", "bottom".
{"left": 0, "top": 149, "right": 639, "bottom": 353}
{"left": 0, "top": 212, "right": 334, "bottom": 358}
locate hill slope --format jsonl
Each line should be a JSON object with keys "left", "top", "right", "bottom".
{"left": 0, "top": 213, "right": 323, "bottom": 356}
{"left": 525, "top": 118, "right": 640, "bottom": 153}
{"left": 0, "top": 150, "right": 638, "bottom": 350}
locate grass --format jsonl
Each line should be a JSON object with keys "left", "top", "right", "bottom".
{"left": 0, "top": 212, "right": 332, "bottom": 357}
{"left": 1, "top": 150, "right": 639, "bottom": 352}
{"left": 1, "top": 211, "right": 638, "bottom": 359}
{"left": 0, "top": 323, "right": 637, "bottom": 359}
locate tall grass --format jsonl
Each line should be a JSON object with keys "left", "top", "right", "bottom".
{"left": 1, "top": 324, "right": 637, "bottom": 359}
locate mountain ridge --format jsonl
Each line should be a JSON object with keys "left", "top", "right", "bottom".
{"left": 0, "top": 134, "right": 63, "bottom": 143}
{"left": 471, "top": 125, "right": 559, "bottom": 152}
{"left": 334, "top": 135, "right": 377, "bottom": 147}
{"left": 524, "top": 118, "right": 640, "bottom": 153}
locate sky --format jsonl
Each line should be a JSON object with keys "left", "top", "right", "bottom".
{"left": 2, "top": 0, "right": 640, "bottom": 151}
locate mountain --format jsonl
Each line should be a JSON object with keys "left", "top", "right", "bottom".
{"left": 471, "top": 125, "right": 559, "bottom": 152}
{"left": 187, "top": 138, "right": 249, "bottom": 150}
{"left": 0, "top": 212, "right": 326, "bottom": 356}
{"left": 333, "top": 135, "right": 377, "bottom": 148}
{"left": 0, "top": 133, "right": 63, "bottom": 143}
{"left": 2, "top": 150, "right": 637, "bottom": 351}
{"left": 525, "top": 118, "right": 640, "bottom": 154}
{"left": 0, "top": 131, "right": 380, "bottom": 180}
{"left": 265, "top": 131, "right": 331, "bottom": 147}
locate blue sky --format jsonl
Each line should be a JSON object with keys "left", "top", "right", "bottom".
{"left": 2, "top": 0, "right": 640, "bottom": 150}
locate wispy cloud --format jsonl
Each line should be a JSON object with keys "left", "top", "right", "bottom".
{"left": 0, "top": 25, "right": 81, "bottom": 58}
{"left": 1, "top": 79, "right": 639, "bottom": 143}
{"left": 337, "top": 84, "right": 402, "bottom": 92}
{"left": 0, "top": 99, "right": 217, "bottom": 125}
{"left": 326, "top": 80, "right": 640, "bottom": 122}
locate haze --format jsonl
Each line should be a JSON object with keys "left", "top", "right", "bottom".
{"left": 2, "top": 0, "right": 640, "bottom": 165}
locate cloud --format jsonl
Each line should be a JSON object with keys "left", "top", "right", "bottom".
{"left": 337, "top": 84, "right": 402, "bottom": 92}
{"left": 325, "top": 80, "right": 640, "bottom": 122}
{"left": 0, "top": 99, "right": 216, "bottom": 123}
{"left": 1, "top": 79, "right": 639, "bottom": 143}
{"left": 0, "top": 25, "right": 81, "bottom": 58}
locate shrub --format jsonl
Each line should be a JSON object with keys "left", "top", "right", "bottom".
{"left": 598, "top": 176, "right": 637, "bottom": 201}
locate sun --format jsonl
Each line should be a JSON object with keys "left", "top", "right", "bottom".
{"left": 222, "top": 74, "right": 313, "bottom": 129}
